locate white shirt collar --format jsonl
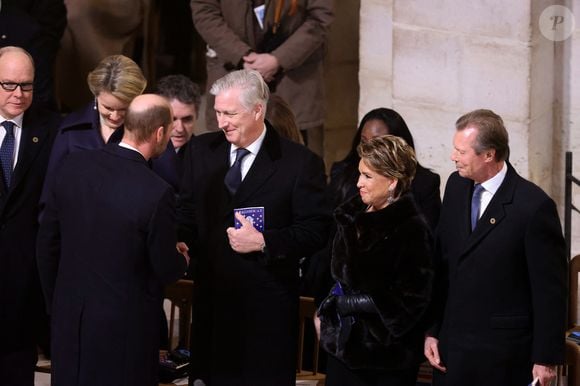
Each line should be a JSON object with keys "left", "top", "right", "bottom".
{"left": 480, "top": 161, "right": 507, "bottom": 195}
{"left": 118, "top": 141, "right": 145, "bottom": 158}
{"left": 0, "top": 113, "right": 24, "bottom": 128}
{"left": 230, "top": 124, "right": 267, "bottom": 159}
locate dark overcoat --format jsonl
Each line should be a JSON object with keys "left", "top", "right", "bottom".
{"left": 318, "top": 194, "right": 434, "bottom": 371}
{"left": 37, "top": 144, "right": 187, "bottom": 386}
{"left": 430, "top": 164, "right": 567, "bottom": 386}
{"left": 177, "top": 126, "right": 331, "bottom": 385}
{"left": 0, "top": 106, "right": 59, "bottom": 355}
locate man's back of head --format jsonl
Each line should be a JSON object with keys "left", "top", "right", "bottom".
{"left": 123, "top": 94, "right": 173, "bottom": 159}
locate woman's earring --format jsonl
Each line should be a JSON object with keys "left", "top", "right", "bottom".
{"left": 93, "top": 98, "right": 97, "bottom": 110}
{"left": 386, "top": 185, "right": 396, "bottom": 205}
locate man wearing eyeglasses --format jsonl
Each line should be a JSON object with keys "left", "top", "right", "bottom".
{"left": 0, "top": 46, "right": 60, "bottom": 386}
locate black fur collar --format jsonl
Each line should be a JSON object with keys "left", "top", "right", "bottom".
{"left": 334, "top": 193, "right": 419, "bottom": 244}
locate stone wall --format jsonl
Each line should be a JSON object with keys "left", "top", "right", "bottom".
{"left": 358, "top": 1, "right": 580, "bottom": 255}
{"left": 567, "top": 0, "right": 580, "bottom": 256}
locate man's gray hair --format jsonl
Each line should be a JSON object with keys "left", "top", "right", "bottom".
{"left": 210, "top": 69, "right": 269, "bottom": 113}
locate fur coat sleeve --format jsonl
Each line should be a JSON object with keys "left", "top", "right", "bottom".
{"left": 319, "top": 194, "right": 434, "bottom": 370}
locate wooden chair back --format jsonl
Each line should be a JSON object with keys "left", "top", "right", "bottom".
{"left": 296, "top": 296, "right": 325, "bottom": 385}
{"left": 164, "top": 279, "right": 194, "bottom": 350}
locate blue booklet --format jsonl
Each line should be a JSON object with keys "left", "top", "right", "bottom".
{"left": 234, "top": 206, "right": 265, "bottom": 232}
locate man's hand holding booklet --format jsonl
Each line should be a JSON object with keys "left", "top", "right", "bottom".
{"left": 234, "top": 206, "right": 264, "bottom": 232}
{"left": 226, "top": 207, "right": 266, "bottom": 254}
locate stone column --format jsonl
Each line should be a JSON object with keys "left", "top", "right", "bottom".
{"left": 565, "top": 0, "right": 580, "bottom": 256}
{"left": 359, "top": 1, "right": 565, "bottom": 193}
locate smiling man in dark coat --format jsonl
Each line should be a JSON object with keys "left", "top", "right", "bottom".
{"left": 424, "top": 109, "right": 567, "bottom": 386}
{"left": 37, "top": 94, "right": 189, "bottom": 386}
{"left": 177, "top": 69, "right": 330, "bottom": 386}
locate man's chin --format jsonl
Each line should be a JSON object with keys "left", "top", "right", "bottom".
{"left": 224, "top": 131, "right": 238, "bottom": 142}
{"left": 172, "top": 139, "right": 186, "bottom": 149}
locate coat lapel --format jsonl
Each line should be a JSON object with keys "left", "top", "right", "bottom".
{"left": 233, "top": 126, "right": 280, "bottom": 206}
{"left": 9, "top": 114, "right": 50, "bottom": 194}
{"left": 209, "top": 134, "right": 237, "bottom": 219}
{"left": 459, "top": 164, "right": 517, "bottom": 260}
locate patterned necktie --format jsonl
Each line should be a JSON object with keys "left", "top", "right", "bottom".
{"left": 0, "top": 121, "right": 15, "bottom": 188}
{"left": 224, "top": 148, "right": 251, "bottom": 195}
{"left": 470, "top": 183, "right": 485, "bottom": 230}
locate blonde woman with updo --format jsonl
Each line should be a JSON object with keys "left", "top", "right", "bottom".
{"left": 43, "top": 55, "right": 179, "bottom": 202}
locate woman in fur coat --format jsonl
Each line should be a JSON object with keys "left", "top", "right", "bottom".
{"left": 315, "top": 135, "right": 434, "bottom": 386}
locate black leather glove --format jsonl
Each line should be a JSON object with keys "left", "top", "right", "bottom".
{"left": 318, "top": 294, "right": 337, "bottom": 315}
{"left": 335, "top": 294, "right": 376, "bottom": 316}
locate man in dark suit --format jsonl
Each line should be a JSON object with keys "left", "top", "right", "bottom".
{"left": 177, "top": 69, "right": 330, "bottom": 386}
{"left": 424, "top": 109, "right": 567, "bottom": 386}
{"left": 37, "top": 94, "right": 189, "bottom": 386}
{"left": 0, "top": 46, "right": 60, "bottom": 386}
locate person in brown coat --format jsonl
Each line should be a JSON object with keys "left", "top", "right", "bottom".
{"left": 191, "top": 0, "right": 333, "bottom": 155}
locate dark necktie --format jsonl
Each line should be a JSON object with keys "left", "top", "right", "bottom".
{"left": 253, "top": 0, "right": 266, "bottom": 48}
{"left": 0, "top": 121, "right": 16, "bottom": 188}
{"left": 224, "top": 148, "right": 251, "bottom": 195}
{"left": 471, "top": 183, "right": 485, "bottom": 230}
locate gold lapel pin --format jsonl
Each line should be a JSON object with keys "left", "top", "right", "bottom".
{"left": 490, "top": 218, "right": 496, "bottom": 224}
{"left": 32, "top": 137, "right": 39, "bottom": 143}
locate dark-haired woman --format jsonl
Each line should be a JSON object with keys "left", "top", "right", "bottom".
{"left": 330, "top": 107, "right": 440, "bottom": 228}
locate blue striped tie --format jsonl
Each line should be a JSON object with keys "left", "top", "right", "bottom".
{"left": 0, "top": 121, "right": 15, "bottom": 188}
{"left": 471, "top": 183, "right": 485, "bottom": 230}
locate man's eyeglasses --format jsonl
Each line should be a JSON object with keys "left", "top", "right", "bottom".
{"left": 0, "top": 82, "right": 34, "bottom": 92}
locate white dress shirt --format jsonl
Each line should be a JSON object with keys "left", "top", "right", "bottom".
{"left": 229, "top": 125, "right": 267, "bottom": 180}
{"left": 478, "top": 162, "right": 508, "bottom": 219}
